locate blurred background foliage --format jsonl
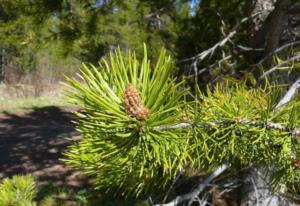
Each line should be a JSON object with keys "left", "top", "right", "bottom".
{"left": 0, "top": 0, "right": 247, "bottom": 78}
{"left": 2, "top": 0, "right": 299, "bottom": 88}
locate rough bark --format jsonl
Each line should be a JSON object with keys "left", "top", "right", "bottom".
{"left": 240, "top": 1, "right": 292, "bottom": 205}
{"left": 264, "top": 0, "right": 290, "bottom": 67}
{"left": 245, "top": 0, "right": 290, "bottom": 68}
{"left": 245, "top": 0, "right": 276, "bottom": 57}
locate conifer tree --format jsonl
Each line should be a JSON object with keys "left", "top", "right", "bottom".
{"left": 64, "top": 45, "right": 300, "bottom": 204}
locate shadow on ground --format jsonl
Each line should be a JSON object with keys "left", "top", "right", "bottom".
{"left": 0, "top": 106, "right": 87, "bottom": 188}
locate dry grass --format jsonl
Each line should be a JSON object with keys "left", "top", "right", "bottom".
{"left": 0, "top": 97, "right": 70, "bottom": 114}
{"left": 0, "top": 84, "right": 71, "bottom": 113}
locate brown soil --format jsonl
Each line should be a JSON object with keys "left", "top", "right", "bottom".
{"left": 0, "top": 106, "right": 87, "bottom": 189}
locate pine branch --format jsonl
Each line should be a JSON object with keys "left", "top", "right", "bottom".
{"left": 275, "top": 76, "right": 300, "bottom": 109}
{"left": 152, "top": 117, "right": 299, "bottom": 206}
{"left": 153, "top": 164, "right": 228, "bottom": 206}
{"left": 153, "top": 118, "right": 300, "bottom": 135}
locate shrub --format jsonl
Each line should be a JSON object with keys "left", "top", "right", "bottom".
{"left": 0, "top": 175, "right": 36, "bottom": 206}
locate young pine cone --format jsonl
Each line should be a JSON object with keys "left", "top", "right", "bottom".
{"left": 292, "top": 158, "right": 300, "bottom": 169}
{"left": 124, "top": 84, "right": 150, "bottom": 120}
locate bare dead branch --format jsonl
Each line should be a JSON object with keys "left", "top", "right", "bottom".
{"left": 258, "top": 40, "right": 300, "bottom": 66}
{"left": 259, "top": 53, "right": 300, "bottom": 82}
{"left": 236, "top": 45, "right": 264, "bottom": 51}
{"left": 275, "top": 76, "right": 300, "bottom": 109}
{"left": 163, "top": 173, "right": 182, "bottom": 204}
{"left": 178, "top": 12, "right": 264, "bottom": 65}
{"left": 186, "top": 55, "right": 232, "bottom": 79}
{"left": 154, "top": 164, "right": 228, "bottom": 206}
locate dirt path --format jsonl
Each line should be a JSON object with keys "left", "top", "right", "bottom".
{"left": 0, "top": 106, "right": 87, "bottom": 188}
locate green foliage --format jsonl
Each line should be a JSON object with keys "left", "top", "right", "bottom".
{"left": 0, "top": 0, "right": 250, "bottom": 79}
{"left": 0, "top": 175, "right": 36, "bottom": 206}
{"left": 64, "top": 45, "right": 190, "bottom": 196}
{"left": 39, "top": 197, "right": 60, "bottom": 206}
{"left": 64, "top": 46, "right": 300, "bottom": 197}
{"left": 194, "top": 82, "right": 300, "bottom": 191}
{"left": 0, "top": 0, "right": 187, "bottom": 71}
{"left": 195, "top": 83, "right": 299, "bottom": 171}
{"left": 0, "top": 175, "right": 98, "bottom": 206}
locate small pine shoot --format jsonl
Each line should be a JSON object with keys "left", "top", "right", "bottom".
{"left": 0, "top": 175, "right": 37, "bottom": 206}
{"left": 64, "top": 45, "right": 189, "bottom": 196}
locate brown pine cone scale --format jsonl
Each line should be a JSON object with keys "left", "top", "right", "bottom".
{"left": 124, "top": 84, "right": 150, "bottom": 120}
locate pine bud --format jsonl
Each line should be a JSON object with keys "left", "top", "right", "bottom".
{"left": 124, "top": 84, "right": 150, "bottom": 121}
{"left": 235, "top": 116, "right": 241, "bottom": 124}
{"left": 292, "top": 129, "right": 300, "bottom": 138}
{"left": 291, "top": 158, "right": 300, "bottom": 169}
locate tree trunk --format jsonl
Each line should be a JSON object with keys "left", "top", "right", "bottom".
{"left": 264, "top": 0, "right": 290, "bottom": 67}
{"left": 245, "top": 0, "right": 290, "bottom": 68}
{"left": 0, "top": 48, "right": 4, "bottom": 83}
{"left": 240, "top": 1, "right": 292, "bottom": 205}
{"left": 245, "top": 0, "right": 276, "bottom": 62}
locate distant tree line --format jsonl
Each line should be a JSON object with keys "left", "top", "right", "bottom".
{"left": 0, "top": 0, "right": 300, "bottom": 83}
